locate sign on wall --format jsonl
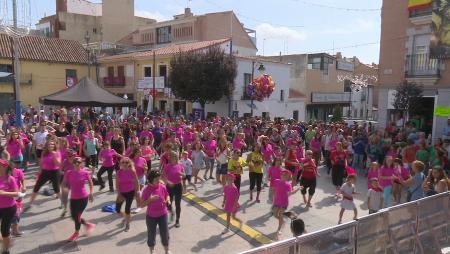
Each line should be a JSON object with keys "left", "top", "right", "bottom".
{"left": 137, "top": 76, "right": 165, "bottom": 90}
{"left": 336, "top": 61, "right": 354, "bottom": 72}
{"left": 311, "top": 92, "right": 351, "bottom": 103}
{"left": 431, "top": 0, "right": 450, "bottom": 58}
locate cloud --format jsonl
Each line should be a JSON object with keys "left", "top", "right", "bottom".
{"left": 255, "top": 23, "right": 307, "bottom": 41}
{"left": 135, "top": 10, "right": 171, "bottom": 22}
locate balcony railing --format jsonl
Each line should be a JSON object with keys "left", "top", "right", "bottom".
{"left": 409, "top": 7, "right": 432, "bottom": 18}
{"left": 103, "top": 76, "right": 125, "bottom": 87}
{"left": 405, "top": 53, "right": 440, "bottom": 78}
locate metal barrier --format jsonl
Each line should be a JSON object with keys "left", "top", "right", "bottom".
{"left": 239, "top": 192, "right": 450, "bottom": 254}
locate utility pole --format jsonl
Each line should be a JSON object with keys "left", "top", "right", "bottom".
{"left": 85, "top": 31, "right": 91, "bottom": 78}
{"left": 152, "top": 51, "right": 156, "bottom": 113}
{"left": 13, "top": 0, "right": 22, "bottom": 127}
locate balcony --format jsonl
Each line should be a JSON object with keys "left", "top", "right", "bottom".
{"left": 405, "top": 53, "right": 440, "bottom": 85}
{"left": 409, "top": 7, "right": 432, "bottom": 25}
{"left": 103, "top": 76, "right": 125, "bottom": 87}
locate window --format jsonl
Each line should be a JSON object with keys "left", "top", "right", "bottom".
{"left": 344, "top": 80, "right": 352, "bottom": 92}
{"left": 0, "top": 64, "right": 12, "bottom": 73}
{"left": 117, "top": 66, "right": 124, "bottom": 77}
{"left": 59, "top": 22, "right": 66, "bottom": 31}
{"left": 308, "top": 57, "right": 321, "bottom": 70}
{"left": 107, "top": 66, "right": 114, "bottom": 77}
{"left": 157, "top": 26, "right": 171, "bottom": 44}
{"left": 93, "top": 28, "right": 97, "bottom": 34}
{"left": 65, "top": 69, "right": 77, "bottom": 87}
{"left": 159, "top": 65, "right": 167, "bottom": 77}
{"left": 243, "top": 73, "right": 252, "bottom": 99}
{"left": 144, "top": 67, "right": 152, "bottom": 77}
{"left": 280, "top": 90, "right": 285, "bottom": 101}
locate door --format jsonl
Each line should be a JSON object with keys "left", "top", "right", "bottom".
{"left": 159, "top": 100, "right": 167, "bottom": 112}
{"left": 293, "top": 110, "right": 299, "bottom": 121}
{"left": 0, "top": 93, "right": 14, "bottom": 114}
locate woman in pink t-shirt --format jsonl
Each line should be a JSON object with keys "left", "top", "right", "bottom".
{"left": 6, "top": 131, "right": 24, "bottom": 166}
{"left": 131, "top": 148, "right": 148, "bottom": 189}
{"left": 203, "top": 132, "right": 217, "bottom": 180}
{"left": 11, "top": 166, "right": 25, "bottom": 237}
{"left": 97, "top": 141, "right": 121, "bottom": 192}
{"left": 272, "top": 170, "right": 300, "bottom": 240}
{"left": 140, "top": 136, "right": 156, "bottom": 170}
{"left": 141, "top": 169, "right": 171, "bottom": 253}
{"left": 28, "top": 140, "right": 62, "bottom": 208}
{"left": 0, "top": 159, "right": 22, "bottom": 253}
{"left": 63, "top": 157, "right": 94, "bottom": 242}
{"left": 115, "top": 157, "right": 140, "bottom": 232}
{"left": 221, "top": 174, "right": 240, "bottom": 234}
{"left": 162, "top": 151, "right": 185, "bottom": 228}
{"left": 268, "top": 157, "right": 283, "bottom": 203}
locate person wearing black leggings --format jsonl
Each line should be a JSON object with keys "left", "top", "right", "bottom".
{"left": 163, "top": 151, "right": 185, "bottom": 228}
{"left": 247, "top": 144, "right": 264, "bottom": 202}
{"left": 116, "top": 158, "right": 140, "bottom": 232}
{"left": 0, "top": 159, "right": 24, "bottom": 254}
{"left": 63, "top": 157, "right": 95, "bottom": 242}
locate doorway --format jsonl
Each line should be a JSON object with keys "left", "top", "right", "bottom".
{"left": 410, "top": 97, "right": 435, "bottom": 135}
{"left": 159, "top": 100, "right": 167, "bottom": 112}
{"left": 173, "top": 101, "right": 186, "bottom": 115}
{"left": 0, "top": 93, "right": 14, "bottom": 114}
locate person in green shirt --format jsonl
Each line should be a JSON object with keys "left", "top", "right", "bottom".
{"left": 304, "top": 126, "right": 316, "bottom": 150}
{"left": 247, "top": 144, "right": 264, "bottom": 202}
{"left": 415, "top": 142, "right": 430, "bottom": 169}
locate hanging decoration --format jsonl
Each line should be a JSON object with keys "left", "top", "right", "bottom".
{"left": 246, "top": 74, "right": 276, "bottom": 102}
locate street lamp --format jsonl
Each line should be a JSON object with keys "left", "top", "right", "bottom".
{"left": 84, "top": 31, "right": 91, "bottom": 78}
{"left": 249, "top": 61, "right": 265, "bottom": 117}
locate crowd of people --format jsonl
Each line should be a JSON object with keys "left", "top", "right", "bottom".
{"left": 0, "top": 106, "right": 449, "bottom": 254}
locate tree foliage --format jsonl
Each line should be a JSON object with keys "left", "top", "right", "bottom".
{"left": 393, "top": 80, "right": 423, "bottom": 115}
{"left": 169, "top": 46, "right": 237, "bottom": 108}
{"left": 331, "top": 106, "right": 343, "bottom": 122}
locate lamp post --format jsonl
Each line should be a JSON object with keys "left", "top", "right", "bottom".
{"left": 249, "top": 61, "right": 265, "bottom": 117}
{"left": 84, "top": 31, "right": 91, "bottom": 78}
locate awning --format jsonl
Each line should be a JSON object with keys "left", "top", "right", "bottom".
{"left": 408, "top": 0, "right": 432, "bottom": 11}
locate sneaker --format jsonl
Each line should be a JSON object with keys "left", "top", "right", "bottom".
{"left": 68, "top": 232, "right": 79, "bottom": 242}
{"left": 131, "top": 208, "right": 142, "bottom": 214}
{"left": 209, "top": 176, "right": 215, "bottom": 179}
{"left": 175, "top": 221, "right": 180, "bottom": 228}
{"left": 109, "top": 188, "right": 115, "bottom": 193}
{"left": 60, "top": 208, "right": 67, "bottom": 218}
{"left": 124, "top": 223, "right": 130, "bottom": 232}
{"left": 99, "top": 185, "right": 105, "bottom": 191}
{"left": 221, "top": 228, "right": 229, "bottom": 234}
{"left": 256, "top": 199, "right": 261, "bottom": 203}
{"left": 12, "top": 231, "right": 23, "bottom": 237}
{"left": 85, "top": 223, "right": 95, "bottom": 235}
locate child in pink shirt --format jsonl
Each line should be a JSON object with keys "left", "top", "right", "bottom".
{"left": 272, "top": 170, "right": 300, "bottom": 240}
{"left": 268, "top": 157, "right": 283, "bottom": 202}
{"left": 367, "top": 162, "right": 380, "bottom": 190}
{"left": 221, "top": 173, "right": 241, "bottom": 234}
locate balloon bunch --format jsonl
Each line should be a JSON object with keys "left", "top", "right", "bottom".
{"left": 246, "top": 74, "right": 276, "bottom": 102}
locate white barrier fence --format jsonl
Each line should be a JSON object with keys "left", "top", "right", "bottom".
{"left": 239, "top": 192, "right": 450, "bottom": 254}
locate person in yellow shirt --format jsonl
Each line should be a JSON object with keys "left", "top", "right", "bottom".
{"left": 246, "top": 144, "right": 264, "bottom": 202}
{"left": 228, "top": 150, "right": 247, "bottom": 192}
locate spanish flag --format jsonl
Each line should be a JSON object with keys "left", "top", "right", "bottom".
{"left": 408, "top": 0, "right": 432, "bottom": 11}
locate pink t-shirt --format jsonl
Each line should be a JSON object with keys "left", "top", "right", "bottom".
{"left": 99, "top": 149, "right": 116, "bottom": 167}
{"left": 142, "top": 183, "right": 169, "bottom": 218}
{"left": 133, "top": 157, "right": 147, "bottom": 177}
{"left": 273, "top": 179, "right": 292, "bottom": 208}
{"left": 66, "top": 135, "right": 79, "bottom": 149}
{"left": 64, "top": 169, "right": 90, "bottom": 200}
{"left": 12, "top": 168, "right": 24, "bottom": 190}
{"left": 232, "top": 138, "right": 245, "bottom": 151}
{"left": 310, "top": 138, "right": 321, "bottom": 152}
{"left": 40, "top": 151, "right": 61, "bottom": 170}
{"left": 261, "top": 144, "right": 273, "bottom": 163}
{"left": 379, "top": 166, "right": 394, "bottom": 187}
{"left": 124, "top": 147, "right": 133, "bottom": 157}
{"left": 0, "top": 176, "right": 17, "bottom": 208}
{"left": 203, "top": 140, "right": 217, "bottom": 158}
{"left": 141, "top": 146, "right": 154, "bottom": 161}
{"left": 367, "top": 170, "right": 379, "bottom": 189}
{"left": 182, "top": 132, "right": 194, "bottom": 145}
{"left": 223, "top": 185, "right": 239, "bottom": 213}
{"left": 268, "top": 166, "right": 282, "bottom": 187}
{"left": 6, "top": 140, "right": 22, "bottom": 158}
{"left": 60, "top": 147, "right": 68, "bottom": 163}
{"left": 117, "top": 169, "right": 136, "bottom": 193}
{"left": 163, "top": 164, "right": 184, "bottom": 185}
{"left": 61, "top": 159, "right": 75, "bottom": 173}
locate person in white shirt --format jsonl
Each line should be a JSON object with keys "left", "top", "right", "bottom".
{"left": 33, "top": 124, "right": 48, "bottom": 161}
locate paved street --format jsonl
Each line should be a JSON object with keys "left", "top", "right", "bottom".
{"left": 12, "top": 161, "right": 375, "bottom": 254}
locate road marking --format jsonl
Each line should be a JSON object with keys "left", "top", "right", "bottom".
{"left": 183, "top": 192, "right": 272, "bottom": 246}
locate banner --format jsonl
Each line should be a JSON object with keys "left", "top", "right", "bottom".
{"left": 431, "top": 0, "right": 450, "bottom": 59}
{"left": 408, "top": 0, "right": 432, "bottom": 11}
{"left": 434, "top": 105, "right": 450, "bottom": 117}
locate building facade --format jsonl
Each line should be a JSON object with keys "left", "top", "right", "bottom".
{"left": 36, "top": 0, "right": 155, "bottom": 43}
{"left": 378, "top": 0, "right": 450, "bottom": 140}
{"left": 205, "top": 56, "right": 305, "bottom": 120}
{"left": 118, "top": 9, "right": 257, "bottom": 56}
{"left": 0, "top": 34, "right": 91, "bottom": 113}
{"left": 266, "top": 53, "right": 378, "bottom": 122}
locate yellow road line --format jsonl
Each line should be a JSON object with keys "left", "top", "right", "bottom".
{"left": 183, "top": 192, "right": 272, "bottom": 245}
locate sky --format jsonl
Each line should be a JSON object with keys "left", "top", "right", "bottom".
{"left": 25, "top": 0, "right": 382, "bottom": 64}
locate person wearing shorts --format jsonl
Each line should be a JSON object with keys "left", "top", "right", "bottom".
{"left": 299, "top": 150, "right": 319, "bottom": 207}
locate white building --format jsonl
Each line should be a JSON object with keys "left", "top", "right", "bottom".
{"left": 205, "top": 56, "right": 306, "bottom": 120}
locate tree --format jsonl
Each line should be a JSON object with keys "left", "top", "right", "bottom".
{"left": 393, "top": 80, "right": 423, "bottom": 125}
{"left": 169, "top": 46, "right": 237, "bottom": 115}
{"left": 330, "top": 106, "right": 343, "bottom": 122}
